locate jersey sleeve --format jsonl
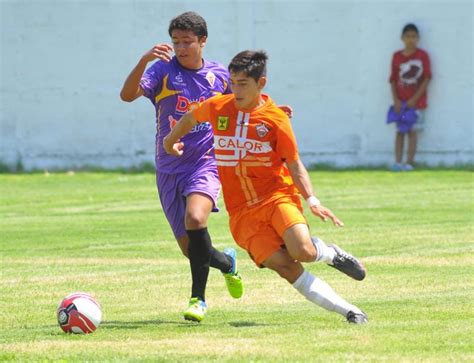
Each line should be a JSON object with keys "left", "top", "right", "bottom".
{"left": 389, "top": 53, "right": 399, "bottom": 83}
{"left": 192, "top": 98, "right": 214, "bottom": 126}
{"left": 139, "top": 61, "right": 163, "bottom": 102}
{"left": 422, "top": 51, "right": 432, "bottom": 79}
{"left": 275, "top": 115, "right": 299, "bottom": 163}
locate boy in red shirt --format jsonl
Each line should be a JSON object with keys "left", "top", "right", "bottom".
{"left": 164, "top": 50, "right": 367, "bottom": 324}
{"left": 389, "top": 23, "right": 432, "bottom": 171}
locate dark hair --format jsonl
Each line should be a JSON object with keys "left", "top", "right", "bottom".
{"left": 228, "top": 50, "right": 268, "bottom": 82}
{"left": 168, "top": 11, "right": 208, "bottom": 38}
{"left": 402, "top": 23, "right": 419, "bottom": 36}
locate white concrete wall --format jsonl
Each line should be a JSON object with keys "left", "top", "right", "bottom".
{"left": 1, "top": 0, "right": 472, "bottom": 170}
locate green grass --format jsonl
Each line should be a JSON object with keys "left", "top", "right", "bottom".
{"left": 0, "top": 170, "right": 473, "bottom": 362}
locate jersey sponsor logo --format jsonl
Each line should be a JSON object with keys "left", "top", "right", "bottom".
{"left": 168, "top": 114, "right": 211, "bottom": 133}
{"left": 190, "top": 122, "right": 212, "bottom": 133}
{"left": 176, "top": 95, "right": 206, "bottom": 113}
{"left": 217, "top": 116, "right": 229, "bottom": 130}
{"left": 215, "top": 136, "right": 271, "bottom": 154}
{"left": 256, "top": 123, "right": 270, "bottom": 138}
{"left": 205, "top": 71, "right": 216, "bottom": 87}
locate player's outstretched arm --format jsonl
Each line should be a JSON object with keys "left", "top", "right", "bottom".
{"left": 120, "top": 44, "right": 173, "bottom": 102}
{"left": 287, "top": 159, "right": 344, "bottom": 227}
{"left": 163, "top": 112, "right": 198, "bottom": 156}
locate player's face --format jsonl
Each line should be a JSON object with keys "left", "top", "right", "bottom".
{"left": 171, "top": 29, "right": 206, "bottom": 69}
{"left": 402, "top": 31, "right": 419, "bottom": 50}
{"left": 230, "top": 72, "right": 266, "bottom": 110}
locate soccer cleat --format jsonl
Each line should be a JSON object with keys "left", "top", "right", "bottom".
{"left": 328, "top": 244, "right": 366, "bottom": 281}
{"left": 402, "top": 163, "right": 414, "bottom": 171}
{"left": 183, "top": 298, "right": 207, "bottom": 322}
{"left": 346, "top": 310, "right": 368, "bottom": 324}
{"left": 222, "top": 247, "right": 244, "bottom": 299}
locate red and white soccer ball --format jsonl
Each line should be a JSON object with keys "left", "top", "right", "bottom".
{"left": 57, "top": 292, "right": 102, "bottom": 334}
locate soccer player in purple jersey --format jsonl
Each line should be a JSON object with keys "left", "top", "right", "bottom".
{"left": 120, "top": 12, "right": 243, "bottom": 322}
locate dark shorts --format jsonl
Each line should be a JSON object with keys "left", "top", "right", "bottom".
{"left": 156, "top": 166, "right": 221, "bottom": 239}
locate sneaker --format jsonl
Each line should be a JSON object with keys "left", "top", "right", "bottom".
{"left": 328, "top": 244, "right": 366, "bottom": 281}
{"left": 391, "top": 163, "right": 403, "bottom": 172}
{"left": 222, "top": 247, "right": 244, "bottom": 299}
{"left": 402, "top": 163, "right": 414, "bottom": 171}
{"left": 183, "top": 297, "right": 207, "bottom": 322}
{"left": 346, "top": 310, "right": 368, "bottom": 324}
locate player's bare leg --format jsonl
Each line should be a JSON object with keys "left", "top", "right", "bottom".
{"left": 283, "top": 224, "right": 366, "bottom": 281}
{"left": 282, "top": 223, "right": 317, "bottom": 263}
{"left": 283, "top": 223, "right": 338, "bottom": 265}
{"left": 185, "top": 193, "right": 213, "bottom": 230}
{"left": 262, "top": 249, "right": 367, "bottom": 324}
{"left": 176, "top": 235, "right": 189, "bottom": 258}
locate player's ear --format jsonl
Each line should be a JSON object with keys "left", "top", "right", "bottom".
{"left": 199, "top": 36, "right": 207, "bottom": 47}
{"left": 257, "top": 77, "right": 267, "bottom": 90}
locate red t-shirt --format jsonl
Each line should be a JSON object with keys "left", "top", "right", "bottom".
{"left": 389, "top": 48, "right": 432, "bottom": 109}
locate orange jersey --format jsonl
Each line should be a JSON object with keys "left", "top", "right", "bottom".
{"left": 192, "top": 93, "right": 299, "bottom": 215}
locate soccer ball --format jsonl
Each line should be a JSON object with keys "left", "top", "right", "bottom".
{"left": 57, "top": 292, "right": 102, "bottom": 334}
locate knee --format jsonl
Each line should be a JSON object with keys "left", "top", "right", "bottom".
{"left": 291, "top": 245, "right": 317, "bottom": 263}
{"left": 185, "top": 210, "right": 207, "bottom": 229}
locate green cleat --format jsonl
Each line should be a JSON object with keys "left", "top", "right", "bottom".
{"left": 223, "top": 247, "right": 244, "bottom": 299}
{"left": 183, "top": 297, "right": 207, "bottom": 322}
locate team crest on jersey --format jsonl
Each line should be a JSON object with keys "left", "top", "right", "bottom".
{"left": 256, "top": 123, "right": 270, "bottom": 138}
{"left": 205, "top": 71, "right": 216, "bottom": 87}
{"left": 217, "top": 116, "right": 229, "bottom": 130}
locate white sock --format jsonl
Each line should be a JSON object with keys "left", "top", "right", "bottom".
{"left": 312, "top": 237, "right": 336, "bottom": 264}
{"left": 292, "top": 270, "right": 361, "bottom": 317}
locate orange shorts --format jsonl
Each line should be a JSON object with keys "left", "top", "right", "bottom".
{"left": 229, "top": 194, "right": 307, "bottom": 267}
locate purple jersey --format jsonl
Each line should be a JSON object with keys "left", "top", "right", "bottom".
{"left": 140, "top": 57, "right": 231, "bottom": 174}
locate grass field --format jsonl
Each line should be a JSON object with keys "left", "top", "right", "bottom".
{"left": 1, "top": 170, "right": 473, "bottom": 362}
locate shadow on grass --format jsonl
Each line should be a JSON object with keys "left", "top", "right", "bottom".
{"left": 38, "top": 320, "right": 194, "bottom": 333}
{"left": 100, "top": 319, "right": 279, "bottom": 330}
{"left": 228, "top": 321, "right": 279, "bottom": 328}
{"left": 101, "top": 319, "right": 191, "bottom": 329}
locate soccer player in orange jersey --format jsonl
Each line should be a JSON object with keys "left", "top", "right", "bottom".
{"left": 164, "top": 50, "right": 368, "bottom": 324}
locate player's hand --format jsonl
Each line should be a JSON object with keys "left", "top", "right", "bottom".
{"left": 310, "top": 204, "right": 344, "bottom": 227}
{"left": 278, "top": 105, "right": 293, "bottom": 118}
{"left": 163, "top": 136, "right": 184, "bottom": 156}
{"left": 141, "top": 44, "right": 173, "bottom": 63}
{"left": 406, "top": 98, "right": 416, "bottom": 109}
{"left": 394, "top": 99, "right": 402, "bottom": 113}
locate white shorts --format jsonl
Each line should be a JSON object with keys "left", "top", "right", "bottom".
{"left": 413, "top": 110, "right": 426, "bottom": 131}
